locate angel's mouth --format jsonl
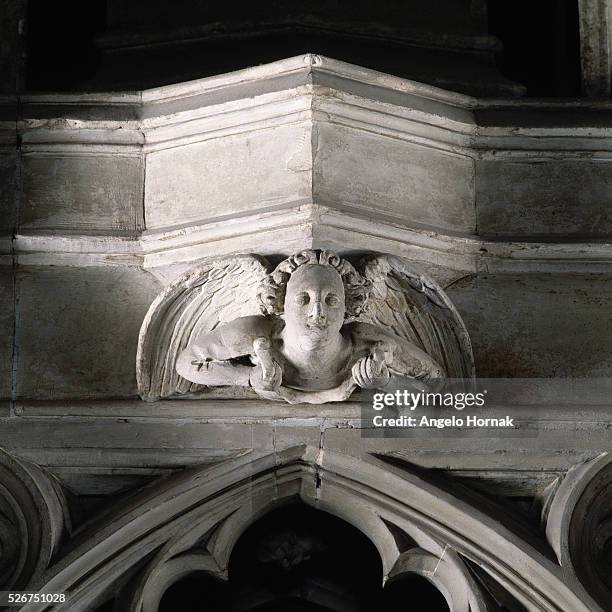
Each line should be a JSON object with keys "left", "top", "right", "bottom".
{"left": 306, "top": 322, "right": 328, "bottom": 330}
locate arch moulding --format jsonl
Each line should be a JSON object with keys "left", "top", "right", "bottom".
{"left": 20, "top": 445, "right": 601, "bottom": 612}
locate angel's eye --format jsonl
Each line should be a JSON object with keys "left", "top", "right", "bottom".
{"left": 325, "top": 294, "right": 340, "bottom": 307}
{"left": 296, "top": 293, "right": 310, "bottom": 305}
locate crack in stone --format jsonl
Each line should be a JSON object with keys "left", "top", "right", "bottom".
{"left": 431, "top": 544, "right": 449, "bottom": 577}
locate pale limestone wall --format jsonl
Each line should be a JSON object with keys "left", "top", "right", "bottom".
{"left": 0, "top": 58, "right": 611, "bottom": 481}
{"left": 476, "top": 158, "right": 612, "bottom": 238}
{"left": 21, "top": 154, "right": 145, "bottom": 233}
{"left": 0, "top": 56, "right": 611, "bottom": 611}
{"left": 2, "top": 57, "right": 612, "bottom": 400}
{"left": 313, "top": 122, "right": 476, "bottom": 232}
{"left": 145, "top": 123, "right": 312, "bottom": 229}
{"left": 14, "top": 266, "right": 160, "bottom": 399}
{"left": 448, "top": 274, "right": 612, "bottom": 378}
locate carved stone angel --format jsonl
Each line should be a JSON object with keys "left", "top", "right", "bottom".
{"left": 137, "top": 250, "right": 473, "bottom": 404}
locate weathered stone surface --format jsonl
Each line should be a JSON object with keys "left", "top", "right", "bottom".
{"left": 145, "top": 123, "right": 311, "bottom": 230}
{"left": 4, "top": 399, "right": 609, "bottom": 499}
{"left": 15, "top": 266, "right": 160, "bottom": 399}
{"left": 547, "top": 455, "right": 612, "bottom": 611}
{"left": 10, "top": 56, "right": 612, "bottom": 253}
{"left": 0, "top": 56, "right": 611, "bottom": 612}
{"left": 476, "top": 159, "right": 612, "bottom": 238}
{"left": 0, "top": 149, "right": 17, "bottom": 235}
{"left": 2, "top": 420, "right": 275, "bottom": 453}
{"left": 20, "top": 153, "right": 144, "bottom": 233}
{"left": 1, "top": 49, "right": 612, "bottom": 612}
{"left": 314, "top": 123, "right": 476, "bottom": 233}
{"left": 447, "top": 274, "right": 612, "bottom": 377}
{"left": 0, "top": 449, "right": 69, "bottom": 590}
{"left": 577, "top": 0, "right": 612, "bottom": 98}
{"left": 0, "top": 266, "right": 14, "bottom": 399}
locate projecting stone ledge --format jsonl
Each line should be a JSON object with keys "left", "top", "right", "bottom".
{"left": 5, "top": 55, "right": 612, "bottom": 265}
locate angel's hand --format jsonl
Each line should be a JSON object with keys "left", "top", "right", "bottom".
{"left": 352, "top": 347, "right": 390, "bottom": 390}
{"left": 249, "top": 337, "right": 283, "bottom": 392}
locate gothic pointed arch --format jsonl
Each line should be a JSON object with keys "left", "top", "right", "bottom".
{"left": 22, "top": 446, "right": 602, "bottom": 612}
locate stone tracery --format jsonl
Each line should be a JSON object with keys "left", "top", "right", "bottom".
{"left": 3, "top": 445, "right": 604, "bottom": 611}
{"left": 0, "top": 450, "right": 69, "bottom": 593}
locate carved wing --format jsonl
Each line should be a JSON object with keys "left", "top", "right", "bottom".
{"left": 137, "top": 255, "right": 269, "bottom": 400}
{"left": 359, "top": 255, "right": 474, "bottom": 379}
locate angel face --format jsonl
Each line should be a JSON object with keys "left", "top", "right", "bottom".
{"left": 283, "top": 264, "right": 346, "bottom": 344}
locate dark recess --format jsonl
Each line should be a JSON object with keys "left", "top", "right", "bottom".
{"left": 157, "top": 504, "right": 451, "bottom": 611}
{"left": 488, "top": 0, "right": 581, "bottom": 97}
{"left": 25, "top": 0, "right": 581, "bottom": 97}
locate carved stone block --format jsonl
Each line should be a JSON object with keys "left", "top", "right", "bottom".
{"left": 20, "top": 153, "right": 145, "bottom": 233}
{"left": 138, "top": 250, "right": 472, "bottom": 403}
{"left": 15, "top": 266, "right": 160, "bottom": 399}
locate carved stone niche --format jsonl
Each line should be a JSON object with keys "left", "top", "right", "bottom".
{"left": 136, "top": 250, "right": 474, "bottom": 404}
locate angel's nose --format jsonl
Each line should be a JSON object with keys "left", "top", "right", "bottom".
{"left": 309, "top": 300, "right": 325, "bottom": 321}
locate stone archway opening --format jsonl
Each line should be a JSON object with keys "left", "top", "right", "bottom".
{"left": 158, "top": 502, "right": 450, "bottom": 611}
{"left": 227, "top": 503, "right": 382, "bottom": 611}
{"left": 383, "top": 574, "right": 452, "bottom": 611}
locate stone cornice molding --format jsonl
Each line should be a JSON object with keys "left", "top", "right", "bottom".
{"left": 7, "top": 211, "right": 612, "bottom": 279}
{"left": 10, "top": 55, "right": 612, "bottom": 152}
{"left": 3, "top": 55, "right": 612, "bottom": 275}
{"left": 8, "top": 396, "right": 610, "bottom": 503}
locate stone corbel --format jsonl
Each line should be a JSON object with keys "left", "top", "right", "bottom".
{"left": 136, "top": 250, "right": 473, "bottom": 404}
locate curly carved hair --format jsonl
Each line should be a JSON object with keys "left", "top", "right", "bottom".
{"left": 257, "top": 250, "right": 371, "bottom": 320}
